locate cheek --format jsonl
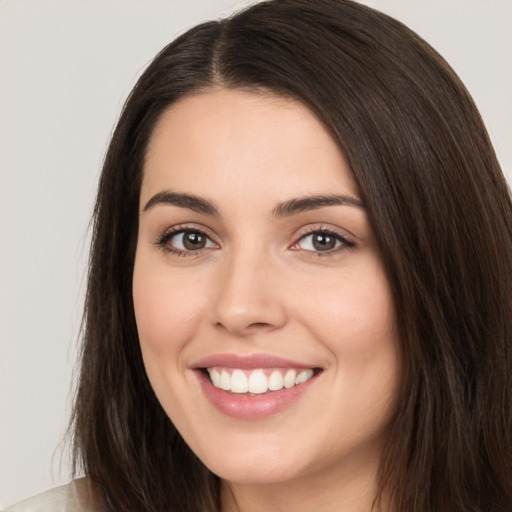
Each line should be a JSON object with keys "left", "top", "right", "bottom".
{"left": 132, "top": 256, "right": 206, "bottom": 362}
{"left": 296, "top": 259, "right": 396, "bottom": 356}
{"left": 295, "top": 257, "right": 400, "bottom": 420}
{"left": 131, "top": 255, "right": 212, "bottom": 423}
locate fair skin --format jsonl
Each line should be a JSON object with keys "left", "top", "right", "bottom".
{"left": 133, "top": 88, "right": 399, "bottom": 512}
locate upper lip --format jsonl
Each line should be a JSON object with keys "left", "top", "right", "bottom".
{"left": 191, "top": 353, "right": 319, "bottom": 370}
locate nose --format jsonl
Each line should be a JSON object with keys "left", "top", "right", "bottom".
{"left": 212, "top": 249, "right": 288, "bottom": 337}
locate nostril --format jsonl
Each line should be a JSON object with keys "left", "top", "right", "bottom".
{"left": 214, "top": 320, "right": 275, "bottom": 334}
{"left": 248, "top": 322, "right": 273, "bottom": 329}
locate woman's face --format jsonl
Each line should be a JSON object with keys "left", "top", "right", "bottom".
{"left": 133, "top": 89, "right": 400, "bottom": 490}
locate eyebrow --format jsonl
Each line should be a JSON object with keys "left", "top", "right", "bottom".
{"left": 272, "top": 194, "right": 365, "bottom": 218}
{"left": 142, "top": 191, "right": 220, "bottom": 216}
{"left": 142, "top": 191, "right": 365, "bottom": 217}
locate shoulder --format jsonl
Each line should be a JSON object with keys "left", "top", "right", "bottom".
{"left": 5, "top": 478, "right": 110, "bottom": 512}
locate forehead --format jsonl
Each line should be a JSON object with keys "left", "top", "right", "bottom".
{"left": 141, "top": 88, "right": 359, "bottom": 206}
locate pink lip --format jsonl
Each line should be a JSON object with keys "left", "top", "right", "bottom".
{"left": 191, "top": 353, "right": 315, "bottom": 370}
{"left": 192, "top": 353, "right": 321, "bottom": 420}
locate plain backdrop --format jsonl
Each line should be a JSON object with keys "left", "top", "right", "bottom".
{"left": 1, "top": 0, "right": 511, "bottom": 507}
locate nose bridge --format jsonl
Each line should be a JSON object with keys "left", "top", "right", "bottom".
{"left": 212, "top": 242, "right": 287, "bottom": 335}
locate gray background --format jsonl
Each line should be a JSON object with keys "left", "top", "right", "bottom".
{"left": 1, "top": 0, "right": 511, "bottom": 506}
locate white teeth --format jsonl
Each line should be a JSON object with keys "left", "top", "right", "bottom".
{"left": 296, "top": 369, "right": 314, "bottom": 385}
{"left": 283, "top": 369, "right": 296, "bottom": 388}
{"left": 231, "top": 369, "right": 249, "bottom": 393}
{"left": 220, "top": 370, "right": 230, "bottom": 391}
{"left": 209, "top": 368, "right": 221, "bottom": 388}
{"left": 207, "top": 367, "right": 315, "bottom": 394}
{"left": 248, "top": 369, "right": 268, "bottom": 394}
{"left": 268, "top": 370, "right": 284, "bottom": 391}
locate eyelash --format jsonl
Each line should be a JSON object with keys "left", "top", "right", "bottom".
{"left": 154, "top": 225, "right": 355, "bottom": 258}
{"left": 154, "top": 225, "right": 216, "bottom": 257}
{"left": 292, "top": 227, "right": 355, "bottom": 258}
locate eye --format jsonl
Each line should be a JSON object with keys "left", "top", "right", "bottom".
{"left": 172, "top": 231, "right": 211, "bottom": 250}
{"left": 292, "top": 229, "right": 354, "bottom": 254}
{"left": 157, "top": 228, "right": 217, "bottom": 254}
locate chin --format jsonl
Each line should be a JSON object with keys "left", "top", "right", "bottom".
{"left": 195, "top": 434, "right": 329, "bottom": 487}
{"left": 211, "top": 460, "right": 303, "bottom": 486}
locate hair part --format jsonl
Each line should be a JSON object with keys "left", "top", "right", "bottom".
{"left": 71, "top": 1, "right": 512, "bottom": 511}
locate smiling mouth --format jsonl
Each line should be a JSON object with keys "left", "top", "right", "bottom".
{"left": 204, "top": 367, "right": 320, "bottom": 395}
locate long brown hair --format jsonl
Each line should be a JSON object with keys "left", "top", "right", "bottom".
{"left": 71, "top": 1, "right": 512, "bottom": 510}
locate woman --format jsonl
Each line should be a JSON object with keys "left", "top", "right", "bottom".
{"left": 8, "top": 0, "right": 512, "bottom": 511}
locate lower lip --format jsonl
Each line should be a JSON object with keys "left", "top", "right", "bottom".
{"left": 196, "top": 370, "right": 319, "bottom": 420}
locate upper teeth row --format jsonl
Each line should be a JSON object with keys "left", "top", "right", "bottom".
{"left": 207, "top": 368, "right": 314, "bottom": 394}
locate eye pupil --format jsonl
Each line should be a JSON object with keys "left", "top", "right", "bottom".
{"left": 313, "top": 233, "right": 336, "bottom": 251}
{"left": 183, "top": 231, "right": 206, "bottom": 250}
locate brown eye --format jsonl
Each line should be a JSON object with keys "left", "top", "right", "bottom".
{"left": 166, "top": 230, "right": 215, "bottom": 252}
{"left": 182, "top": 231, "right": 207, "bottom": 250}
{"left": 311, "top": 233, "right": 337, "bottom": 251}
{"left": 295, "top": 230, "right": 352, "bottom": 253}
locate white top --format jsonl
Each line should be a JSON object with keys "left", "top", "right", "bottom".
{"left": 5, "top": 479, "right": 109, "bottom": 512}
